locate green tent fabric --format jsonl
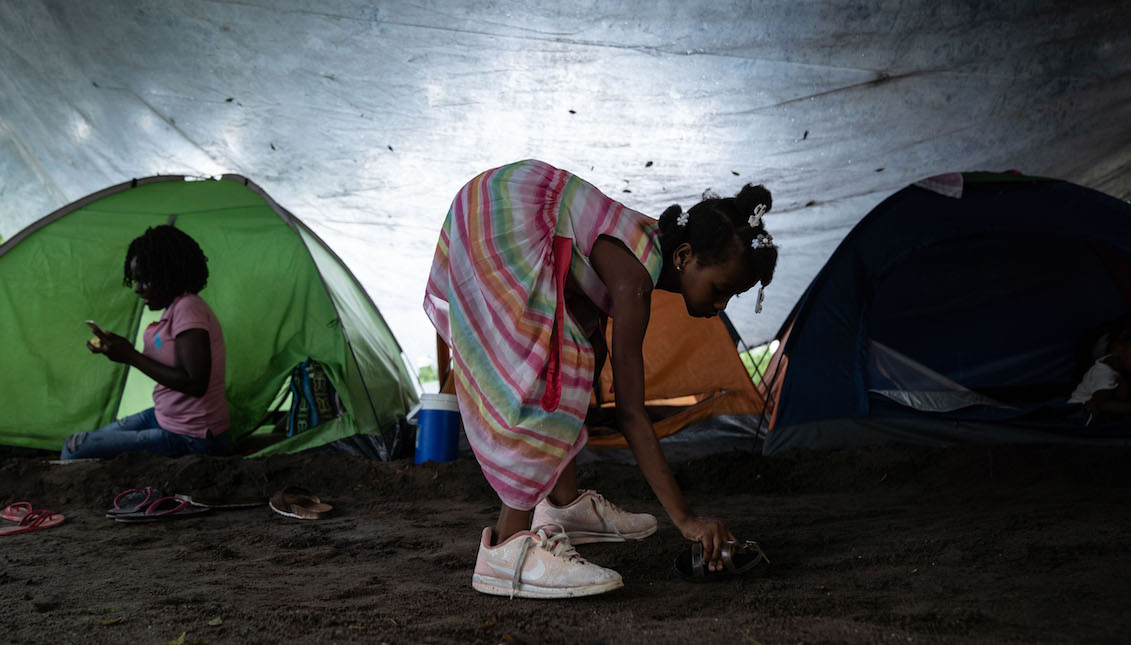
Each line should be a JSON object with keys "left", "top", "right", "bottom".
{"left": 0, "top": 175, "right": 418, "bottom": 456}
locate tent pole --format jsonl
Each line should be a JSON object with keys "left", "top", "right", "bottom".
{"left": 754, "top": 341, "right": 788, "bottom": 444}
{"left": 719, "top": 313, "right": 768, "bottom": 386}
{"left": 719, "top": 312, "right": 774, "bottom": 449}
{"left": 108, "top": 299, "right": 145, "bottom": 425}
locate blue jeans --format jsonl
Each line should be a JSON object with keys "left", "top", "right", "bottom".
{"left": 60, "top": 408, "right": 231, "bottom": 460}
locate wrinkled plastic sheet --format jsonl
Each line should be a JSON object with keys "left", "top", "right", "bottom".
{"left": 2, "top": 0, "right": 1129, "bottom": 369}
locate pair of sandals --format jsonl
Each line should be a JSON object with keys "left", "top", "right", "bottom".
{"left": 673, "top": 539, "right": 770, "bottom": 582}
{"left": 0, "top": 502, "right": 65, "bottom": 535}
{"left": 107, "top": 486, "right": 267, "bottom": 523}
{"left": 107, "top": 485, "right": 329, "bottom": 522}
{"left": 106, "top": 487, "right": 211, "bottom": 523}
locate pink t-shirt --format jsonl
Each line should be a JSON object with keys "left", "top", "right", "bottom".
{"left": 144, "top": 294, "right": 230, "bottom": 438}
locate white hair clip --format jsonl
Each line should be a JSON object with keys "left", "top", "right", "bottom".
{"left": 676, "top": 212, "right": 689, "bottom": 227}
{"left": 748, "top": 203, "right": 767, "bottom": 228}
{"left": 752, "top": 232, "right": 774, "bottom": 249}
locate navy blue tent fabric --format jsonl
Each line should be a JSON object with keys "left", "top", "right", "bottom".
{"left": 770, "top": 174, "right": 1131, "bottom": 451}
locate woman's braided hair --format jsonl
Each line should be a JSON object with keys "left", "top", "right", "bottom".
{"left": 657, "top": 184, "right": 778, "bottom": 286}
{"left": 122, "top": 225, "right": 209, "bottom": 295}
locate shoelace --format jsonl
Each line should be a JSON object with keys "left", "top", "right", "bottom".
{"left": 585, "top": 490, "right": 622, "bottom": 511}
{"left": 539, "top": 528, "right": 582, "bottom": 561}
{"left": 508, "top": 524, "right": 583, "bottom": 598}
{"left": 587, "top": 492, "right": 626, "bottom": 539}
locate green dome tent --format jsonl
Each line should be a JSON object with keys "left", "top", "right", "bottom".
{"left": 0, "top": 175, "right": 418, "bottom": 457}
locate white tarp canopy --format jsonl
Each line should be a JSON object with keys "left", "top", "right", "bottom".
{"left": 2, "top": 0, "right": 1129, "bottom": 372}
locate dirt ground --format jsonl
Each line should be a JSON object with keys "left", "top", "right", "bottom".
{"left": 2, "top": 443, "right": 1130, "bottom": 645}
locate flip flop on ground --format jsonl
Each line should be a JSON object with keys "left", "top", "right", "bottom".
{"left": 0, "top": 509, "right": 65, "bottom": 536}
{"left": 113, "top": 496, "right": 212, "bottom": 523}
{"left": 1, "top": 502, "right": 32, "bottom": 522}
{"left": 672, "top": 539, "right": 770, "bottom": 582}
{"left": 105, "top": 487, "right": 164, "bottom": 518}
{"left": 269, "top": 485, "right": 333, "bottom": 520}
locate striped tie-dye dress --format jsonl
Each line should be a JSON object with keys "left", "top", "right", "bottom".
{"left": 424, "top": 159, "right": 663, "bottom": 511}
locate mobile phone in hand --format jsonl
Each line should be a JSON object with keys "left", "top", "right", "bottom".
{"left": 84, "top": 320, "right": 103, "bottom": 349}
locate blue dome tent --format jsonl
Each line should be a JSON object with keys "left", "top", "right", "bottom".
{"left": 763, "top": 173, "right": 1131, "bottom": 454}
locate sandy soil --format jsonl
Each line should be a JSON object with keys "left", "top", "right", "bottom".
{"left": 1, "top": 444, "right": 1129, "bottom": 644}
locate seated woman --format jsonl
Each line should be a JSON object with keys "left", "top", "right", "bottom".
{"left": 1069, "top": 321, "right": 1131, "bottom": 425}
{"left": 60, "top": 225, "right": 231, "bottom": 459}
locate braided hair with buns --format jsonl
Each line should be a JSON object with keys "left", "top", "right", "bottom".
{"left": 657, "top": 184, "right": 777, "bottom": 311}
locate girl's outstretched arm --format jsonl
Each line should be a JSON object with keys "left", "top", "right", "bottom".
{"left": 589, "top": 236, "right": 735, "bottom": 571}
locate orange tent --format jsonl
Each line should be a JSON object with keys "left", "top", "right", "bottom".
{"left": 585, "top": 290, "right": 765, "bottom": 449}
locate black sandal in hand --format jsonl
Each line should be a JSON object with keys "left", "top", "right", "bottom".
{"left": 673, "top": 539, "right": 770, "bottom": 581}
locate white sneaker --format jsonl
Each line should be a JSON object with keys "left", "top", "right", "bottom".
{"left": 471, "top": 525, "right": 623, "bottom": 599}
{"left": 531, "top": 490, "right": 658, "bottom": 545}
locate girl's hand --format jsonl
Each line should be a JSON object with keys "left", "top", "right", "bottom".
{"left": 677, "top": 514, "right": 736, "bottom": 572}
{"left": 87, "top": 326, "right": 137, "bottom": 365}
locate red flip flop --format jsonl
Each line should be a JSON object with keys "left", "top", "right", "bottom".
{"left": 1, "top": 502, "right": 32, "bottom": 522}
{"left": 105, "top": 487, "right": 164, "bottom": 518}
{"left": 113, "top": 496, "right": 212, "bottom": 523}
{"left": 0, "top": 509, "right": 65, "bottom": 535}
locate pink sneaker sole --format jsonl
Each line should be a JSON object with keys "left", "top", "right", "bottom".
{"left": 471, "top": 574, "right": 623, "bottom": 599}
